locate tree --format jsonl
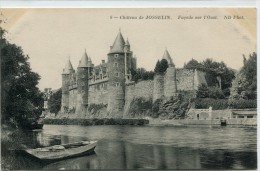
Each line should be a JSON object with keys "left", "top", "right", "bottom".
{"left": 160, "top": 59, "right": 169, "bottom": 73}
{"left": 196, "top": 84, "right": 209, "bottom": 98}
{"left": 185, "top": 58, "right": 235, "bottom": 97}
{"left": 154, "top": 60, "right": 161, "bottom": 73}
{"left": 1, "top": 27, "right": 44, "bottom": 128}
{"left": 208, "top": 86, "right": 225, "bottom": 99}
{"left": 184, "top": 58, "right": 202, "bottom": 70}
{"left": 230, "top": 53, "right": 257, "bottom": 99}
{"left": 48, "top": 89, "right": 62, "bottom": 114}
{"left": 154, "top": 59, "right": 168, "bottom": 74}
{"left": 131, "top": 68, "right": 154, "bottom": 82}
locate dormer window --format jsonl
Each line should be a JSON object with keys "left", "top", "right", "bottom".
{"left": 114, "top": 54, "right": 119, "bottom": 58}
{"left": 116, "top": 82, "right": 120, "bottom": 87}
{"left": 115, "top": 72, "right": 119, "bottom": 77}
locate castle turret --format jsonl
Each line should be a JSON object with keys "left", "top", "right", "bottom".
{"left": 153, "top": 74, "right": 165, "bottom": 102}
{"left": 107, "top": 30, "right": 129, "bottom": 116}
{"left": 163, "top": 49, "right": 177, "bottom": 99}
{"left": 61, "top": 58, "right": 74, "bottom": 112}
{"left": 76, "top": 50, "right": 91, "bottom": 113}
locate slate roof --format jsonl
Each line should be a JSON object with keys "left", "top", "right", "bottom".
{"left": 162, "top": 49, "right": 174, "bottom": 67}
{"left": 63, "top": 59, "right": 74, "bottom": 74}
{"left": 78, "top": 51, "right": 89, "bottom": 68}
{"left": 109, "top": 31, "right": 125, "bottom": 54}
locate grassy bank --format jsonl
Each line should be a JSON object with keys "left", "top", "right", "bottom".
{"left": 1, "top": 124, "right": 43, "bottom": 170}
{"left": 44, "top": 118, "right": 149, "bottom": 126}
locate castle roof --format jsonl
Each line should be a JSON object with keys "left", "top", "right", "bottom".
{"left": 125, "top": 38, "right": 130, "bottom": 46}
{"left": 109, "top": 31, "right": 125, "bottom": 54}
{"left": 78, "top": 50, "right": 89, "bottom": 68}
{"left": 163, "top": 49, "right": 175, "bottom": 67}
{"left": 63, "top": 58, "right": 74, "bottom": 74}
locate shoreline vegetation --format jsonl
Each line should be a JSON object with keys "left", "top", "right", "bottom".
{"left": 44, "top": 118, "right": 149, "bottom": 126}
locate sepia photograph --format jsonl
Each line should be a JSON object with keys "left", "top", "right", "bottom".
{"left": 0, "top": 8, "right": 257, "bottom": 170}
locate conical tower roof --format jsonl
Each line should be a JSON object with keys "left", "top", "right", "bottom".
{"left": 109, "top": 31, "right": 125, "bottom": 54}
{"left": 78, "top": 50, "right": 89, "bottom": 68}
{"left": 125, "top": 38, "right": 130, "bottom": 46}
{"left": 163, "top": 49, "right": 174, "bottom": 67}
{"left": 63, "top": 58, "right": 74, "bottom": 74}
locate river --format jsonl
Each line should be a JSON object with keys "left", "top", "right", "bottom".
{"left": 7, "top": 125, "right": 257, "bottom": 170}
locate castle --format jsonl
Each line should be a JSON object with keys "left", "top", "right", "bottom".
{"left": 61, "top": 31, "right": 208, "bottom": 117}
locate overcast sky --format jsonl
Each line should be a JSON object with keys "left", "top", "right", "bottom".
{"left": 1, "top": 8, "right": 256, "bottom": 90}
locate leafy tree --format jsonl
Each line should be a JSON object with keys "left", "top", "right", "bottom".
{"left": 48, "top": 88, "right": 62, "bottom": 114}
{"left": 154, "top": 60, "right": 161, "bottom": 73}
{"left": 131, "top": 68, "right": 154, "bottom": 82}
{"left": 184, "top": 58, "right": 202, "bottom": 70}
{"left": 160, "top": 59, "right": 169, "bottom": 73}
{"left": 154, "top": 59, "right": 168, "bottom": 74}
{"left": 196, "top": 84, "right": 209, "bottom": 98}
{"left": 208, "top": 86, "right": 225, "bottom": 99}
{"left": 1, "top": 27, "right": 44, "bottom": 128}
{"left": 230, "top": 53, "right": 257, "bottom": 99}
{"left": 184, "top": 58, "right": 235, "bottom": 97}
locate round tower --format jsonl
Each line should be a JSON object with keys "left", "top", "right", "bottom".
{"left": 107, "top": 31, "right": 128, "bottom": 116}
{"left": 163, "top": 49, "right": 177, "bottom": 99}
{"left": 76, "top": 50, "right": 91, "bottom": 114}
{"left": 61, "top": 58, "right": 74, "bottom": 113}
{"left": 153, "top": 74, "right": 165, "bottom": 102}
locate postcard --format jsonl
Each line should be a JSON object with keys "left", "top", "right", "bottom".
{"left": 0, "top": 7, "right": 257, "bottom": 170}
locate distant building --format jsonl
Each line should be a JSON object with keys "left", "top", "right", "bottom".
{"left": 61, "top": 30, "right": 208, "bottom": 116}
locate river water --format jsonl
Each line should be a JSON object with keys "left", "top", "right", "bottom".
{"left": 10, "top": 125, "right": 257, "bottom": 170}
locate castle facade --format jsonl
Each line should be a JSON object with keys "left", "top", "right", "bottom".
{"left": 61, "top": 31, "right": 207, "bottom": 116}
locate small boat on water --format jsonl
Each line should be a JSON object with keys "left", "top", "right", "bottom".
{"left": 24, "top": 141, "right": 97, "bottom": 162}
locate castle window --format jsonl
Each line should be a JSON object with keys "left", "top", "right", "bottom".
{"left": 116, "top": 82, "right": 120, "bottom": 87}
{"left": 115, "top": 72, "right": 119, "bottom": 77}
{"left": 114, "top": 62, "right": 118, "bottom": 67}
{"left": 114, "top": 54, "right": 119, "bottom": 58}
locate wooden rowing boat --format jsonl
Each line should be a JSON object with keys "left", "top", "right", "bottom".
{"left": 24, "top": 140, "right": 97, "bottom": 162}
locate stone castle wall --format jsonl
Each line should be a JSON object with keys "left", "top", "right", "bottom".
{"left": 88, "top": 81, "right": 109, "bottom": 105}
{"left": 194, "top": 70, "right": 208, "bottom": 90}
{"left": 125, "top": 80, "right": 154, "bottom": 103}
{"left": 68, "top": 88, "right": 77, "bottom": 109}
{"left": 153, "top": 74, "right": 165, "bottom": 102}
{"left": 176, "top": 69, "right": 194, "bottom": 91}
{"left": 62, "top": 68, "right": 208, "bottom": 118}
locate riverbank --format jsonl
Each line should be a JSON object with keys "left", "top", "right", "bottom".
{"left": 1, "top": 124, "right": 43, "bottom": 170}
{"left": 148, "top": 118, "right": 257, "bottom": 126}
{"left": 44, "top": 118, "right": 149, "bottom": 126}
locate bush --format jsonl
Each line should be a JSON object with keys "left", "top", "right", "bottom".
{"left": 194, "top": 98, "right": 229, "bottom": 110}
{"left": 88, "top": 103, "right": 107, "bottom": 115}
{"left": 151, "top": 99, "right": 163, "bottom": 118}
{"left": 44, "top": 118, "right": 149, "bottom": 126}
{"left": 228, "top": 99, "right": 257, "bottom": 109}
{"left": 196, "top": 84, "right": 209, "bottom": 98}
{"left": 208, "top": 86, "right": 225, "bottom": 99}
{"left": 194, "top": 98, "right": 257, "bottom": 109}
{"left": 128, "top": 97, "right": 153, "bottom": 117}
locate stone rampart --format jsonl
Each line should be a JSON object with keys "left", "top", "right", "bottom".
{"left": 88, "top": 81, "right": 109, "bottom": 105}
{"left": 176, "top": 69, "right": 194, "bottom": 91}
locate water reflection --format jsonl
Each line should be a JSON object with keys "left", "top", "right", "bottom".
{"left": 11, "top": 125, "right": 258, "bottom": 170}
{"left": 43, "top": 140, "right": 256, "bottom": 170}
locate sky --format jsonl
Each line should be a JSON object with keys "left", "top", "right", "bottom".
{"left": 0, "top": 8, "right": 256, "bottom": 90}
